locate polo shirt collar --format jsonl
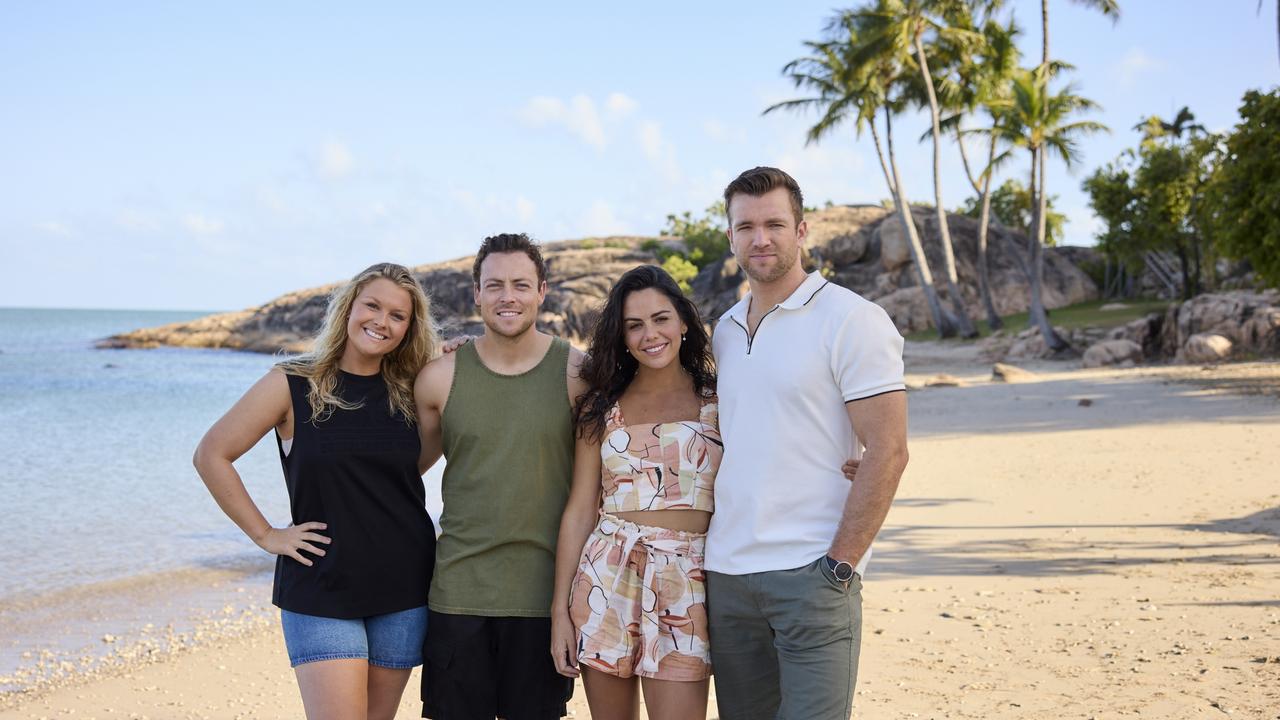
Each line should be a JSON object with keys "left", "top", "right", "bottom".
{"left": 725, "top": 271, "right": 828, "bottom": 324}
{"left": 777, "top": 271, "right": 829, "bottom": 310}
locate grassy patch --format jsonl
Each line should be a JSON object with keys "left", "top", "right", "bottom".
{"left": 905, "top": 298, "right": 1174, "bottom": 342}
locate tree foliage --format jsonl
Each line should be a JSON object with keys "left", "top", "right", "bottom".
{"left": 641, "top": 202, "right": 731, "bottom": 294}
{"left": 1201, "top": 89, "right": 1280, "bottom": 287}
{"left": 960, "top": 178, "right": 1065, "bottom": 246}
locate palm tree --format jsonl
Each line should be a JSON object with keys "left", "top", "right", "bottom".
{"left": 1259, "top": 0, "right": 1279, "bottom": 67}
{"left": 994, "top": 67, "right": 1108, "bottom": 352}
{"left": 765, "top": 12, "right": 959, "bottom": 337}
{"left": 1040, "top": 0, "right": 1119, "bottom": 71}
{"left": 1133, "top": 106, "right": 1206, "bottom": 145}
{"left": 852, "top": 0, "right": 980, "bottom": 337}
{"left": 944, "top": 14, "right": 1022, "bottom": 330}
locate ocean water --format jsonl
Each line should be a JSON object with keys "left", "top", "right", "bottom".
{"left": 0, "top": 308, "right": 443, "bottom": 691}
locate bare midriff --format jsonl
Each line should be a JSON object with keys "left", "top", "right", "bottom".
{"left": 613, "top": 509, "right": 711, "bottom": 534}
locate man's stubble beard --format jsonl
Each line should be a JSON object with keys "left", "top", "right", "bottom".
{"left": 482, "top": 310, "right": 537, "bottom": 340}
{"left": 740, "top": 248, "right": 799, "bottom": 285}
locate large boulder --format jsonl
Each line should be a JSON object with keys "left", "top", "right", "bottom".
{"left": 1181, "top": 333, "right": 1233, "bottom": 364}
{"left": 806, "top": 205, "right": 886, "bottom": 266}
{"left": 873, "top": 212, "right": 917, "bottom": 272}
{"left": 1171, "top": 290, "right": 1280, "bottom": 348}
{"left": 873, "top": 287, "right": 932, "bottom": 334}
{"left": 1083, "top": 339, "right": 1143, "bottom": 368}
{"left": 991, "top": 362, "right": 1037, "bottom": 383}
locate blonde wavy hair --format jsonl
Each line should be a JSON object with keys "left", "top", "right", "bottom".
{"left": 276, "top": 263, "right": 439, "bottom": 424}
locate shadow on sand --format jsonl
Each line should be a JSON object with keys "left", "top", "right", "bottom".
{"left": 871, "top": 504, "right": 1280, "bottom": 580}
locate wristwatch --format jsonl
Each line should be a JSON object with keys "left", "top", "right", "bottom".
{"left": 824, "top": 554, "right": 856, "bottom": 582}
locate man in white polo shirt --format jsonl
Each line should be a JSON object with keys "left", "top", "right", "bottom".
{"left": 706, "top": 166, "right": 909, "bottom": 719}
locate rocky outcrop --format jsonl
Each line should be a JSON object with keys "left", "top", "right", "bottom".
{"left": 1181, "top": 334, "right": 1233, "bottom": 364}
{"left": 1083, "top": 339, "right": 1143, "bottom": 368}
{"left": 100, "top": 240, "right": 658, "bottom": 353}
{"left": 1102, "top": 290, "right": 1280, "bottom": 365}
{"left": 102, "top": 206, "right": 1101, "bottom": 353}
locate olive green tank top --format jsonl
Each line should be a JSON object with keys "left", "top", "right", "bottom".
{"left": 430, "top": 336, "right": 574, "bottom": 617}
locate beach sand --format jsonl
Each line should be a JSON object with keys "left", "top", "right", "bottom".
{"left": 3, "top": 357, "right": 1277, "bottom": 719}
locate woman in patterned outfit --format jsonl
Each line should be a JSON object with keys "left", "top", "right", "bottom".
{"left": 550, "top": 265, "right": 720, "bottom": 720}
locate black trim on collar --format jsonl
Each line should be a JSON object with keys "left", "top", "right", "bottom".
{"left": 800, "top": 281, "right": 830, "bottom": 307}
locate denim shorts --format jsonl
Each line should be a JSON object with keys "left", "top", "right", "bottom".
{"left": 280, "top": 605, "right": 428, "bottom": 668}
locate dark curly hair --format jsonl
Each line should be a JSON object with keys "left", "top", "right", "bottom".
{"left": 472, "top": 232, "right": 547, "bottom": 285}
{"left": 574, "top": 264, "right": 716, "bottom": 442}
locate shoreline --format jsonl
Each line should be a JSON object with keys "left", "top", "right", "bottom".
{"left": 3, "top": 360, "right": 1277, "bottom": 718}
{"left": 0, "top": 559, "right": 274, "bottom": 700}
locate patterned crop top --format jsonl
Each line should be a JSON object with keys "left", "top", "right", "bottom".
{"left": 599, "top": 397, "right": 722, "bottom": 514}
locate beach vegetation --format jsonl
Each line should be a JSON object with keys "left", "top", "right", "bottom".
{"left": 959, "top": 178, "right": 1065, "bottom": 247}
{"left": 988, "top": 64, "right": 1108, "bottom": 353}
{"left": 1200, "top": 89, "right": 1280, "bottom": 288}
{"left": 651, "top": 202, "right": 730, "bottom": 271}
{"left": 846, "top": 0, "right": 983, "bottom": 338}
{"left": 660, "top": 254, "right": 699, "bottom": 295}
{"left": 904, "top": 296, "right": 1172, "bottom": 342}
{"left": 1084, "top": 118, "right": 1218, "bottom": 299}
{"left": 766, "top": 6, "right": 962, "bottom": 338}
{"left": 1085, "top": 90, "right": 1280, "bottom": 295}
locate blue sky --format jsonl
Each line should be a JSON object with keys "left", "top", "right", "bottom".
{"left": 2, "top": 1, "right": 1277, "bottom": 311}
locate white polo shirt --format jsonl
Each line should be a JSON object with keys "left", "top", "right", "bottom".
{"left": 706, "top": 271, "right": 905, "bottom": 577}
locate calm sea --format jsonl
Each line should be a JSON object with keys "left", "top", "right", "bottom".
{"left": 0, "top": 308, "right": 443, "bottom": 691}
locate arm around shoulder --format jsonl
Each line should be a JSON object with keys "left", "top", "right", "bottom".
{"left": 566, "top": 345, "right": 589, "bottom": 406}
{"left": 414, "top": 352, "right": 456, "bottom": 474}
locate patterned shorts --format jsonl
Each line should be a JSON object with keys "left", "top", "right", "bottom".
{"left": 568, "top": 512, "right": 710, "bottom": 681}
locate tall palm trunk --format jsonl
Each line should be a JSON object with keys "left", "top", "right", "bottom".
{"left": 1029, "top": 147, "right": 1068, "bottom": 352}
{"left": 914, "top": 31, "right": 978, "bottom": 338}
{"left": 885, "top": 108, "right": 956, "bottom": 337}
{"left": 868, "top": 121, "right": 897, "bottom": 196}
{"left": 976, "top": 132, "right": 1003, "bottom": 329}
{"left": 1041, "top": 0, "right": 1050, "bottom": 67}
{"left": 1032, "top": 0, "right": 1069, "bottom": 351}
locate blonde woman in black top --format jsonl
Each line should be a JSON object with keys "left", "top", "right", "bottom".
{"left": 195, "top": 263, "right": 439, "bottom": 720}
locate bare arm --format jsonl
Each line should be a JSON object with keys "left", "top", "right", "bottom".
{"left": 549, "top": 430, "right": 604, "bottom": 677}
{"left": 829, "top": 391, "right": 909, "bottom": 569}
{"left": 414, "top": 353, "right": 455, "bottom": 475}
{"left": 192, "top": 369, "right": 329, "bottom": 566}
{"left": 549, "top": 346, "right": 596, "bottom": 677}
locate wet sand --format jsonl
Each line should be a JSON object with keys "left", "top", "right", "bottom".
{"left": 3, "top": 359, "right": 1277, "bottom": 719}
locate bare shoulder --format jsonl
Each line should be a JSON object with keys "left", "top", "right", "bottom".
{"left": 415, "top": 352, "right": 457, "bottom": 408}
{"left": 254, "top": 367, "right": 292, "bottom": 403}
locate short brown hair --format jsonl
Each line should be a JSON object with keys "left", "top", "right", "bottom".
{"left": 723, "top": 166, "right": 804, "bottom": 225}
{"left": 472, "top": 233, "right": 548, "bottom": 285}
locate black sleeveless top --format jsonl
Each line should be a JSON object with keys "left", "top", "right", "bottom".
{"left": 272, "top": 370, "right": 434, "bottom": 619}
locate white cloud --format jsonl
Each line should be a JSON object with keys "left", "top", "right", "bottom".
{"left": 1118, "top": 48, "right": 1162, "bottom": 86}
{"left": 34, "top": 220, "right": 72, "bottom": 237}
{"left": 772, "top": 143, "right": 872, "bottom": 205}
{"left": 579, "top": 200, "right": 629, "bottom": 236}
{"left": 115, "top": 209, "right": 161, "bottom": 232}
{"left": 606, "top": 92, "right": 638, "bottom": 117}
{"left": 703, "top": 119, "right": 747, "bottom": 143}
{"left": 518, "top": 94, "right": 607, "bottom": 150}
{"left": 519, "top": 96, "right": 565, "bottom": 124}
{"left": 639, "top": 121, "right": 681, "bottom": 184}
{"left": 183, "top": 213, "right": 224, "bottom": 235}
{"left": 516, "top": 195, "right": 536, "bottom": 222}
{"left": 319, "top": 140, "right": 354, "bottom": 179}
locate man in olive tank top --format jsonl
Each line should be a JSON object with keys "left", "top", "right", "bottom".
{"left": 414, "top": 233, "right": 586, "bottom": 720}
